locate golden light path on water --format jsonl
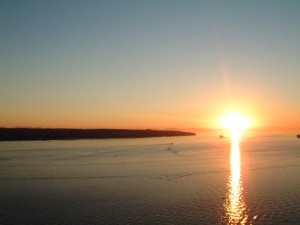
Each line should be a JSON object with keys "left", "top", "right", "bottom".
{"left": 222, "top": 131, "right": 248, "bottom": 224}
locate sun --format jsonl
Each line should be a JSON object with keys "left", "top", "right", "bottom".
{"left": 220, "top": 112, "right": 250, "bottom": 132}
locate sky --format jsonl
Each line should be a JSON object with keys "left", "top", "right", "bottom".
{"left": 1, "top": 0, "right": 300, "bottom": 130}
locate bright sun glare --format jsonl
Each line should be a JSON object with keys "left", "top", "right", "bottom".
{"left": 221, "top": 112, "right": 250, "bottom": 132}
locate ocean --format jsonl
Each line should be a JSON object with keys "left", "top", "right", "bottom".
{"left": 0, "top": 133, "right": 299, "bottom": 224}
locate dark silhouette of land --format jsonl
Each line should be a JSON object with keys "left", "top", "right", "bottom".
{"left": 0, "top": 128, "right": 195, "bottom": 141}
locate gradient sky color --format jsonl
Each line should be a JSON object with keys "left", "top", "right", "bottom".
{"left": 1, "top": 0, "right": 300, "bottom": 130}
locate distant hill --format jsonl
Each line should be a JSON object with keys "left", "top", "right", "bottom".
{"left": 0, "top": 128, "right": 196, "bottom": 141}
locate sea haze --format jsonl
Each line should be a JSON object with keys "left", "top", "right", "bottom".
{"left": 0, "top": 134, "right": 299, "bottom": 224}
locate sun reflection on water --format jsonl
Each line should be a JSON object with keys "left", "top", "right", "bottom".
{"left": 221, "top": 131, "right": 248, "bottom": 224}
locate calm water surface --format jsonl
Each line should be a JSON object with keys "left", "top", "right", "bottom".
{"left": 0, "top": 133, "right": 299, "bottom": 224}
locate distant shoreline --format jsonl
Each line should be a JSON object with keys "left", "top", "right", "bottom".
{"left": 0, "top": 128, "right": 196, "bottom": 141}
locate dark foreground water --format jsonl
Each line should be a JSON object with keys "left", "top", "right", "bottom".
{"left": 0, "top": 133, "right": 299, "bottom": 224}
